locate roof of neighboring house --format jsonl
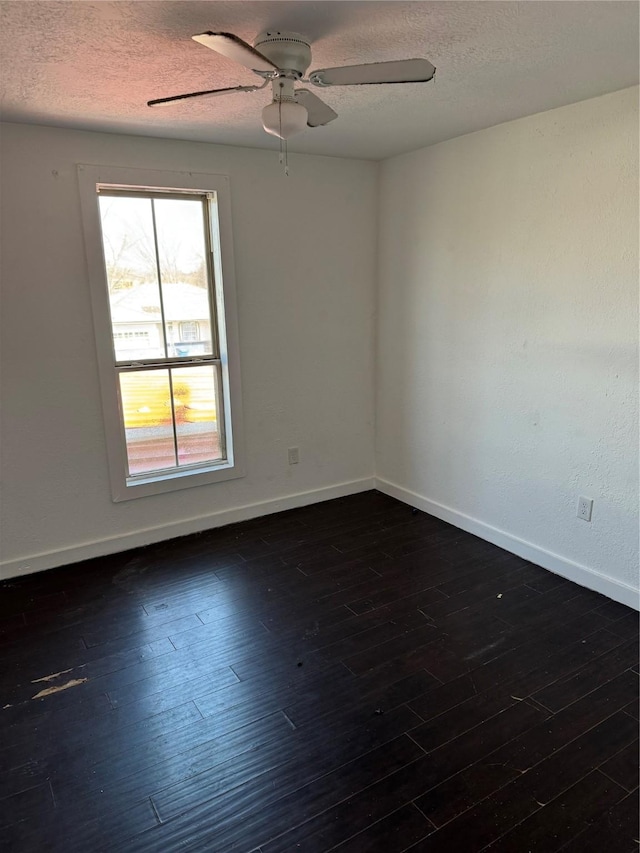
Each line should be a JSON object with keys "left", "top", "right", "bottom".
{"left": 109, "top": 282, "right": 211, "bottom": 324}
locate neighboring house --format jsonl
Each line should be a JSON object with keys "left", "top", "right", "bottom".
{"left": 108, "top": 281, "right": 217, "bottom": 433}
{"left": 109, "top": 281, "right": 212, "bottom": 361}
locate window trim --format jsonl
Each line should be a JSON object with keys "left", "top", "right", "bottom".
{"left": 78, "top": 164, "right": 245, "bottom": 502}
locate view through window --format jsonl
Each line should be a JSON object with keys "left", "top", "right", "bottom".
{"left": 98, "top": 192, "right": 225, "bottom": 478}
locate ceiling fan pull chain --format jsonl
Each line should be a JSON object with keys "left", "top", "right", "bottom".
{"left": 275, "top": 89, "right": 290, "bottom": 176}
{"left": 278, "top": 136, "right": 290, "bottom": 177}
{"left": 278, "top": 96, "right": 285, "bottom": 169}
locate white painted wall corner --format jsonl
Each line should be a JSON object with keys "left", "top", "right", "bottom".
{"left": 375, "top": 477, "right": 640, "bottom": 611}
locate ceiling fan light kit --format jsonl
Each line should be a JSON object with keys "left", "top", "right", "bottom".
{"left": 261, "top": 79, "right": 309, "bottom": 139}
{"left": 148, "top": 29, "right": 436, "bottom": 158}
{"left": 262, "top": 98, "right": 308, "bottom": 139}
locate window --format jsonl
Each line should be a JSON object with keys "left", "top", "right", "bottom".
{"left": 180, "top": 321, "right": 200, "bottom": 342}
{"left": 79, "top": 166, "right": 244, "bottom": 501}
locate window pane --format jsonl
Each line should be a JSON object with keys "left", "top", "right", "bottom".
{"left": 98, "top": 196, "right": 166, "bottom": 360}
{"left": 154, "top": 198, "right": 214, "bottom": 358}
{"left": 119, "top": 370, "right": 176, "bottom": 475}
{"left": 172, "top": 365, "right": 223, "bottom": 466}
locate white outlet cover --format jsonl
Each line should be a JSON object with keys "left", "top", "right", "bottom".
{"left": 577, "top": 497, "right": 593, "bottom": 522}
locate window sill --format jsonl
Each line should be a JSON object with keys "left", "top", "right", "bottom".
{"left": 113, "top": 460, "right": 245, "bottom": 502}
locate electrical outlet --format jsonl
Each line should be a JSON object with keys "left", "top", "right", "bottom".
{"left": 577, "top": 496, "right": 593, "bottom": 522}
{"left": 288, "top": 447, "right": 299, "bottom": 465}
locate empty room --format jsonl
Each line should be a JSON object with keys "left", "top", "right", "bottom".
{"left": 0, "top": 1, "right": 638, "bottom": 851}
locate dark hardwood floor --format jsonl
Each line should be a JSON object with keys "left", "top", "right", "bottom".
{"left": 1, "top": 490, "right": 638, "bottom": 852}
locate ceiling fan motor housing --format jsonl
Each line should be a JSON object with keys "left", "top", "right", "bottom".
{"left": 253, "top": 31, "right": 312, "bottom": 76}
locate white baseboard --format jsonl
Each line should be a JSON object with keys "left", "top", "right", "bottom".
{"left": 5, "top": 475, "right": 638, "bottom": 612}
{"left": 0, "top": 477, "right": 376, "bottom": 582}
{"left": 376, "top": 478, "right": 640, "bottom": 611}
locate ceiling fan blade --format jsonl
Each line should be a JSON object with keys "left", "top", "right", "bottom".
{"left": 147, "top": 85, "right": 261, "bottom": 107}
{"left": 192, "top": 32, "right": 277, "bottom": 73}
{"left": 295, "top": 89, "right": 338, "bottom": 127}
{"left": 309, "top": 58, "right": 435, "bottom": 87}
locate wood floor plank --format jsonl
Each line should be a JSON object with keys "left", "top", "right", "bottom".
{"left": 417, "top": 670, "right": 639, "bottom": 827}
{"left": 284, "top": 669, "right": 439, "bottom": 730}
{"left": 0, "top": 781, "right": 55, "bottom": 830}
{"left": 413, "top": 714, "right": 635, "bottom": 851}
{"left": 151, "top": 704, "right": 422, "bottom": 822}
{"left": 2, "top": 700, "right": 203, "bottom": 793}
{"left": 3, "top": 795, "right": 160, "bottom": 853}
{"left": 408, "top": 673, "right": 478, "bottom": 722}
{"left": 599, "top": 739, "right": 639, "bottom": 792}
{"left": 482, "top": 771, "right": 626, "bottom": 852}
{"left": 265, "top": 697, "right": 548, "bottom": 853}
{"left": 0, "top": 692, "right": 113, "bottom": 757}
{"left": 193, "top": 661, "right": 357, "bottom": 726}
{"left": 488, "top": 627, "right": 628, "bottom": 701}
{"left": 260, "top": 763, "right": 430, "bottom": 853}
{"left": 558, "top": 790, "right": 640, "bottom": 853}
{"left": 0, "top": 613, "right": 27, "bottom": 639}
{"left": 0, "top": 758, "right": 50, "bottom": 801}
{"left": 409, "top": 691, "right": 518, "bottom": 752}
{"left": 364, "top": 634, "right": 471, "bottom": 684}
{"left": 315, "top": 609, "right": 432, "bottom": 664}
{"left": 623, "top": 696, "right": 639, "bottom": 720}
{"left": 593, "top": 599, "right": 636, "bottom": 622}
{"left": 468, "top": 611, "right": 619, "bottom": 696}
{"left": 330, "top": 803, "right": 433, "bottom": 851}
{"left": 186, "top": 735, "right": 425, "bottom": 853}
{"left": 50, "top": 710, "right": 295, "bottom": 822}
{"left": 604, "top": 610, "right": 639, "bottom": 640}
{"left": 134, "top": 710, "right": 423, "bottom": 851}
{"left": 532, "top": 639, "right": 637, "bottom": 711}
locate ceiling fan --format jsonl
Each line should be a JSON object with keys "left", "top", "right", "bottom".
{"left": 148, "top": 30, "right": 436, "bottom": 140}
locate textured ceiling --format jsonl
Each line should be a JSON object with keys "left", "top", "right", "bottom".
{"left": 0, "top": 1, "right": 638, "bottom": 160}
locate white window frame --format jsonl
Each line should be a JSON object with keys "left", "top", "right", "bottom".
{"left": 78, "top": 164, "right": 245, "bottom": 502}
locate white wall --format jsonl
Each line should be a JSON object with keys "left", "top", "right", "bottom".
{"left": 376, "top": 87, "right": 639, "bottom": 607}
{"left": 0, "top": 124, "right": 377, "bottom": 577}
{"left": 2, "top": 90, "right": 638, "bottom": 608}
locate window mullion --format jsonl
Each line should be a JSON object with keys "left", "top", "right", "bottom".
{"left": 150, "top": 198, "right": 169, "bottom": 359}
{"left": 166, "top": 368, "right": 180, "bottom": 469}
